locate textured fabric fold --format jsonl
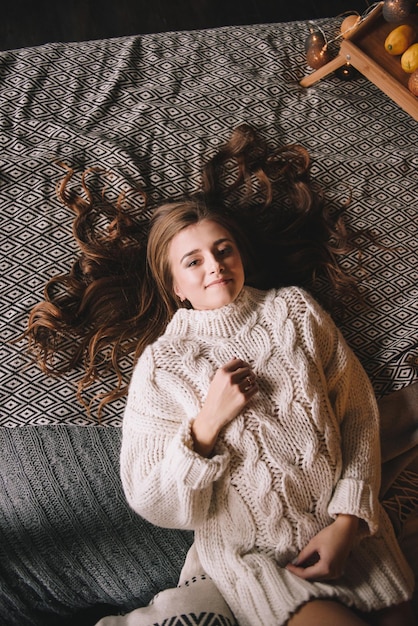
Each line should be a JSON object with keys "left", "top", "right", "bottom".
{"left": 0, "top": 426, "right": 193, "bottom": 625}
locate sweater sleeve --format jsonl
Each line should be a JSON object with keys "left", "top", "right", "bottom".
{"left": 120, "top": 346, "right": 230, "bottom": 530}
{"left": 292, "top": 288, "right": 381, "bottom": 536}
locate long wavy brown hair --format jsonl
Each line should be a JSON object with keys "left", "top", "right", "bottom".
{"left": 24, "top": 123, "right": 361, "bottom": 416}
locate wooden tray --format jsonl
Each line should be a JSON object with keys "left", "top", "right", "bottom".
{"left": 300, "top": 2, "right": 418, "bottom": 121}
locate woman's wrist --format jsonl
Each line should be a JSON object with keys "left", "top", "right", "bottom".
{"left": 190, "top": 411, "right": 221, "bottom": 457}
{"left": 335, "top": 514, "right": 360, "bottom": 539}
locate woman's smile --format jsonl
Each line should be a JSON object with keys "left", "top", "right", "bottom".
{"left": 205, "top": 277, "right": 232, "bottom": 288}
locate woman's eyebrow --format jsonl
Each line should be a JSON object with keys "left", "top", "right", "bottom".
{"left": 215, "top": 238, "right": 233, "bottom": 245}
{"left": 179, "top": 238, "right": 233, "bottom": 264}
{"left": 180, "top": 248, "right": 200, "bottom": 263}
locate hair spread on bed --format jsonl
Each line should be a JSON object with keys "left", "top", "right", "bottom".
{"left": 24, "top": 123, "right": 365, "bottom": 417}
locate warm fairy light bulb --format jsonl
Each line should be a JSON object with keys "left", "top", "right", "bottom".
{"left": 340, "top": 14, "right": 361, "bottom": 38}
{"left": 305, "top": 29, "right": 331, "bottom": 69}
{"left": 335, "top": 54, "right": 357, "bottom": 81}
{"left": 382, "top": 0, "right": 415, "bottom": 22}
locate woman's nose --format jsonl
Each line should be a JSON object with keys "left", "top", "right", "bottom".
{"left": 209, "top": 256, "right": 223, "bottom": 273}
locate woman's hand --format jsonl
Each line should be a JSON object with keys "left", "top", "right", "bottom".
{"left": 191, "top": 358, "right": 258, "bottom": 457}
{"left": 285, "top": 514, "right": 359, "bottom": 581}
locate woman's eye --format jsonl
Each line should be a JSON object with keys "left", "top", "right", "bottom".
{"left": 187, "top": 259, "right": 199, "bottom": 267}
{"left": 218, "top": 246, "right": 232, "bottom": 257}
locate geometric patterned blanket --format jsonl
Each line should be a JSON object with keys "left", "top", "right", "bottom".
{"left": 1, "top": 17, "right": 417, "bottom": 427}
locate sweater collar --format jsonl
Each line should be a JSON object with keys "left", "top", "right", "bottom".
{"left": 164, "top": 286, "right": 263, "bottom": 338}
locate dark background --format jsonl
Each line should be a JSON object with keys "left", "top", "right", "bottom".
{"left": 2, "top": 0, "right": 372, "bottom": 51}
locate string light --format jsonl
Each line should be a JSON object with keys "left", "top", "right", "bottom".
{"left": 305, "top": 25, "right": 330, "bottom": 69}
{"left": 304, "top": 3, "right": 398, "bottom": 79}
{"left": 382, "top": 0, "right": 417, "bottom": 22}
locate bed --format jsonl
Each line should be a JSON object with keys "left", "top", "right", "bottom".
{"left": 1, "top": 7, "right": 417, "bottom": 625}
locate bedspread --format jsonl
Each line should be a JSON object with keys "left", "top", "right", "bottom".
{"left": 0, "top": 14, "right": 417, "bottom": 625}
{"left": 1, "top": 18, "right": 417, "bottom": 427}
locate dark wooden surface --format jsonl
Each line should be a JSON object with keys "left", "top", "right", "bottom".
{"left": 2, "top": 0, "right": 371, "bottom": 51}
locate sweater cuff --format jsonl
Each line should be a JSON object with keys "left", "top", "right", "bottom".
{"left": 328, "top": 478, "right": 379, "bottom": 536}
{"left": 168, "top": 418, "right": 230, "bottom": 490}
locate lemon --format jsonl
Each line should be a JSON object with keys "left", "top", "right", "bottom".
{"left": 384, "top": 24, "right": 416, "bottom": 55}
{"left": 401, "top": 42, "right": 418, "bottom": 72}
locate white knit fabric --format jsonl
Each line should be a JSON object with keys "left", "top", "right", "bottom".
{"left": 121, "top": 286, "right": 414, "bottom": 625}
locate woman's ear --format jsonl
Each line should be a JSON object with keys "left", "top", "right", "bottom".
{"left": 173, "top": 284, "right": 185, "bottom": 302}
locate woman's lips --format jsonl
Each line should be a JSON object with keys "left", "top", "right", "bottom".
{"left": 206, "top": 278, "right": 231, "bottom": 288}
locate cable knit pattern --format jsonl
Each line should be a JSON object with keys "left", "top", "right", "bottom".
{"left": 121, "top": 286, "right": 414, "bottom": 625}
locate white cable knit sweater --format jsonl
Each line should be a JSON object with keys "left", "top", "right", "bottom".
{"left": 121, "top": 286, "right": 414, "bottom": 625}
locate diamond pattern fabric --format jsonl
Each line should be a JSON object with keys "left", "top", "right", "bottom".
{"left": 1, "top": 19, "right": 417, "bottom": 426}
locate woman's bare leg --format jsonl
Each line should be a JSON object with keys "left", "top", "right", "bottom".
{"left": 287, "top": 599, "right": 371, "bottom": 626}
{"left": 372, "top": 600, "right": 415, "bottom": 626}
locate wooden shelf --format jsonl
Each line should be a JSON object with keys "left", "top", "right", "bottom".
{"left": 300, "top": 2, "right": 418, "bottom": 121}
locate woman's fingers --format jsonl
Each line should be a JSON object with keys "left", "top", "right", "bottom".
{"left": 240, "top": 373, "right": 256, "bottom": 392}
{"left": 223, "top": 357, "right": 250, "bottom": 372}
{"left": 223, "top": 360, "right": 257, "bottom": 394}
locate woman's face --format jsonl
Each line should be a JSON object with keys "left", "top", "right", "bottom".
{"left": 168, "top": 219, "right": 245, "bottom": 310}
